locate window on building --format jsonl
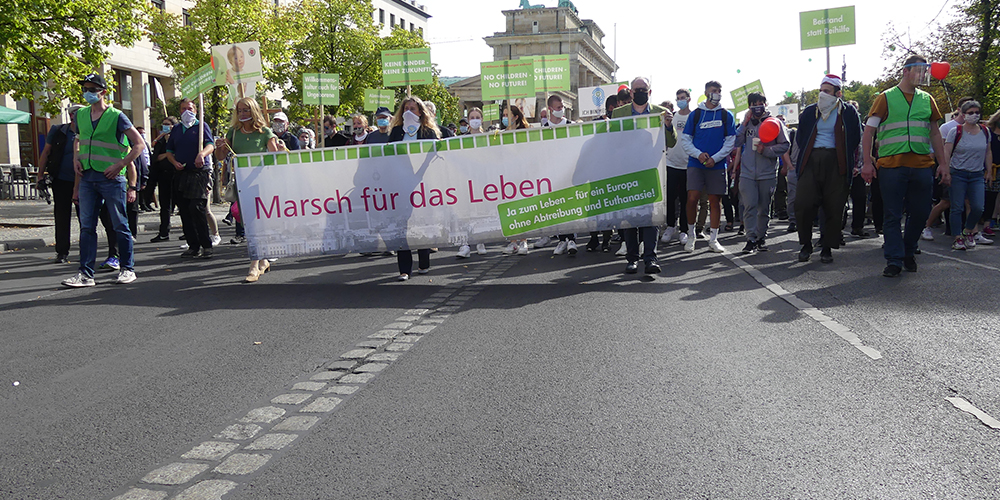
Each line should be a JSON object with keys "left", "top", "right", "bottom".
{"left": 112, "top": 69, "right": 134, "bottom": 122}
{"left": 390, "top": 13, "right": 395, "bottom": 27}
{"left": 150, "top": 0, "right": 164, "bottom": 11}
{"left": 379, "top": 9, "right": 385, "bottom": 24}
{"left": 182, "top": 9, "right": 192, "bottom": 27}
{"left": 400, "top": 17, "right": 405, "bottom": 28}
{"left": 410, "top": 23, "right": 414, "bottom": 32}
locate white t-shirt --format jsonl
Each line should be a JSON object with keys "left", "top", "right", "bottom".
{"left": 665, "top": 110, "right": 690, "bottom": 170}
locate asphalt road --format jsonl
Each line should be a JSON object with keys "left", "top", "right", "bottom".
{"left": 1, "top": 221, "right": 999, "bottom": 499}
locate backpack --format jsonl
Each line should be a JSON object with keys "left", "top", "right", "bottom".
{"left": 690, "top": 107, "right": 731, "bottom": 139}
{"left": 951, "top": 123, "right": 990, "bottom": 155}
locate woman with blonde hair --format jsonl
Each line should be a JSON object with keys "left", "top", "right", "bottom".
{"left": 456, "top": 107, "right": 488, "bottom": 259}
{"left": 218, "top": 97, "right": 282, "bottom": 282}
{"left": 387, "top": 96, "right": 440, "bottom": 280}
{"left": 350, "top": 113, "right": 370, "bottom": 145}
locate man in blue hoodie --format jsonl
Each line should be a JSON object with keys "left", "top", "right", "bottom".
{"left": 734, "top": 92, "right": 790, "bottom": 254}
{"left": 680, "top": 80, "right": 737, "bottom": 253}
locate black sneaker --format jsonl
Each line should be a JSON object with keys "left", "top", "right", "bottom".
{"left": 787, "top": 222, "right": 797, "bottom": 233}
{"left": 850, "top": 228, "right": 870, "bottom": 238}
{"left": 756, "top": 239, "right": 768, "bottom": 252}
{"left": 54, "top": 253, "right": 69, "bottom": 264}
{"left": 903, "top": 256, "right": 917, "bottom": 272}
{"left": 882, "top": 264, "right": 902, "bottom": 277}
{"left": 230, "top": 236, "right": 246, "bottom": 244}
{"left": 625, "top": 261, "right": 638, "bottom": 274}
{"left": 741, "top": 240, "right": 757, "bottom": 255}
{"left": 798, "top": 244, "right": 812, "bottom": 262}
{"left": 644, "top": 261, "right": 661, "bottom": 274}
{"left": 197, "top": 249, "right": 214, "bottom": 259}
{"left": 180, "top": 248, "right": 201, "bottom": 258}
{"left": 820, "top": 247, "right": 833, "bottom": 263}
{"left": 150, "top": 235, "right": 169, "bottom": 243}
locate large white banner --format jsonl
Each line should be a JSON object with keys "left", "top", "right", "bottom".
{"left": 234, "top": 117, "right": 667, "bottom": 260}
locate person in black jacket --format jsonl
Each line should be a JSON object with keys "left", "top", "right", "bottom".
{"left": 150, "top": 117, "right": 178, "bottom": 242}
{"left": 36, "top": 104, "right": 83, "bottom": 263}
{"left": 387, "top": 96, "right": 441, "bottom": 281}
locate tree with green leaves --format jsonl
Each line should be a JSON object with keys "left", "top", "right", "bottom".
{"left": 1, "top": 1, "right": 150, "bottom": 114}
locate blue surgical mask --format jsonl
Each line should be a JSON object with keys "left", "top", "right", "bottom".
{"left": 377, "top": 118, "right": 389, "bottom": 127}
{"left": 677, "top": 99, "right": 689, "bottom": 109}
{"left": 83, "top": 92, "right": 101, "bottom": 104}
{"left": 162, "top": 124, "right": 171, "bottom": 133}
{"left": 460, "top": 125, "right": 469, "bottom": 134}
{"left": 502, "top": 117, "right": 509, "bottom": 127}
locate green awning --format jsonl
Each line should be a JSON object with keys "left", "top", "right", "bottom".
{"left": 0, "top": 106, "right": 30, "bottom": 125}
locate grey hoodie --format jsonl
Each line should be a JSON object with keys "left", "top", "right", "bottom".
{"left": 734, "top": 112, "right": 790, "bottom": 181}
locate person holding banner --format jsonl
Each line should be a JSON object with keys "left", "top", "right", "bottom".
{"left": 611, "top": 77, "right": 674, "bottom": 274}
{"left": 456, "top": 107, "right": 489, "bottom": 259}
{"left": 220, "top": 97, "right": 282, "bottom": 282}
{"left": 350, "top": 114, "right": 371, "bottom": 145}
{"left": 500, "top": 103, "right": 533, "bottom": 256}
{"left": 365, "top": 107, "right": 393, "bottom": 144}
{"left": 680, "top": 80, "right": 736, "bottom": 255}
{"left": 388, "top": 96, "right": 441, "bottom": 280}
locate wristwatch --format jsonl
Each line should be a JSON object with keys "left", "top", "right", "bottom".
{"left": 128, "top": 185, "right": 138, "bottom": 191}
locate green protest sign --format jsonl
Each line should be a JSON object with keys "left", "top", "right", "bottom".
{"left": 480, "top": 60, "right": 536, "bottom": 101}
{"left": 180, "top": 63, "right": 215, "bottom": 99}
{"left": 364, "top": 89, "right": 395, "bottom": 111}
{"left": 497, "top": 168, "right": 662, "bottom": 237}
{"left": 800, "top": 6, "right": 856, "bottom": 50}
{"left": 302, "top": 73, "right": 340, "bottom": 105}
{"left": 730, "top": 80, "right": 764, "bottom": 114}
{"left": 481, "top": 105, "right": 500, "bottom": 122}
{"left": 520, "top": 55, "right": 571, "bottom": 93}
{"left": 381, "top": 49, "right": 433, "bottom": 87}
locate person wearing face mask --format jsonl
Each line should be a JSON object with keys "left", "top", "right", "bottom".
{"left": 297, "top": 127, "right": 316, "bottom": 149}
{"left": 497, "top": 103, "right": 534, "bottom": 256}
{"left": 679, "top": 80, "right": 737, "bottom": 255}
{"left": 733, "top": 93, "right": 790, "bottom": 255}
{"left": 861, "top": 56, "right": 948, "bottom": 277}
{"left": 660, "top": 88, "right": 694, "bottom": 247}
{"left": 944, "top": 99, "right": 994, "bottom": 250}
{"left": 388, "top": 96, "right": 441, "bottom": 280}
{"left": 165, "top": 98, "right": 216, "bottom": 259}
{"left": 922, "top": 98, "right": 974, "bottom": 241}
{"left": 323, "top": 115, "right": 350, "bottom": 147}
{"left": 61, "top": 73, "right": 145, "bottom": 287}
{"left": 150, "top": 117, "right": 179, "bottom": 242}
{"left": 456, "top": 108, "right": 488, "bottom": 259}
{"left": 541, "top": 94, "right": 580, "bottom": 256}
{"left": 270, "top": 112, "right": 300, "bottom": 151}
{"left": 611, "top": 77, "right": 675, "bottom": 274}
{"left": 37, "top": 104, "right": 84, "bottom": 263}
{"left": 365, "top": 107, "right": 393, "bottom": 144}
{"left": 793, "top": 74, "right": 862, "bottom": 264}
{"left": 349, "top": 114, "right": 371, "bottom": 145}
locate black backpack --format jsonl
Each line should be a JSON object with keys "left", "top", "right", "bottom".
{"left": 690, "top": 107, "right": 732, "bottom": 139}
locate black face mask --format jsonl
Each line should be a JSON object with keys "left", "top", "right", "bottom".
{"left": 751, "top": 105, "right": 766, "bottom": 118}
{"left": 632, "top": 90, "right": 649, "bottom": 106}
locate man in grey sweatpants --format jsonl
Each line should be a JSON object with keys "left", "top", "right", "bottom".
{"left": 733, "top": 92, "right": 790, "bottom": 253}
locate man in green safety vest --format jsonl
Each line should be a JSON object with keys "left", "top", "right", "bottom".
{"left": 861, "top": 55, "right": 949, "bottom": 278}
{"left": 62, "top": 73, "right": 147, "bottom": 287}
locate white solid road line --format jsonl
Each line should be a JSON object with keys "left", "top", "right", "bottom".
{"left": 919, "top": 249, "right": 1000, "bottom": 273}
{"left": 946, "top": 397, "right": 1000, "bottom": 430}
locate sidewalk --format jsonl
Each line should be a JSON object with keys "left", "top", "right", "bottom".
{"left": 0, "top": 199, "right": 228, "bottom": 253}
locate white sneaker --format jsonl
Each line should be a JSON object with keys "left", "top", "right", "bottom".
{"left": 679, "top": 232, "right": 689, "bottom": 246}
{"left": 502, "top": 242, "right": 517, "bottom": 255}
{"left": 532, "top": 236, "right": 551, "bottom": 249}
{"left": 476, "top": 243, "right": 487, "bottom": 255}
{"left": 517, "top": 241, "right": 529, "bottom": 255}
{"left": 553, "top": 240, "right": 568, "bottom": 255}
{"left": 660, "top": 227, "right": 676, "bottom": 244}
{"left": 975, "top": 233, "right": 994, "bottom": 245}
{"left": 920, "top": 227, "right": 934, "bottom": 241}
{"left": 62, "top": 273, "right": 95, "bottom": 288}
{"left": 457, "top": 245, "right": 471, "bottom": 258}
{"left": 708, "top": 239, "right": 725, "bottom": 253}
{"left": 566, "top": 240, "right": 577, "bottom": 255}
{"left": 684, "top": 234, "right": 696, "bottom": 253}
{"left": 211, "top": 234, "right": 222, "bottom": 246}
{"left": 180, "top": 243, "right": 190, "bottom": 250}
{"left": 116, "top": 269, "right": 136, "bottom": 284}
{"left": 615, "top": 244, "right": 627, "bottom": 256}
{"left": 965, "top": 233, "right": 976, "bottom": 249}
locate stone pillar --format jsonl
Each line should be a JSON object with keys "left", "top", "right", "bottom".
{"left": 0, "top": 94, "right": 19, "bottom": 164}
{"left": 131, "top": 69, "right": 151, "bottom": 136}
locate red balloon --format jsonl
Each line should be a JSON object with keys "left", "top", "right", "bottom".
{"left": 759, "top": 117, "right": 781, "bottom": 143}
{"left": 931, "top": 62, "right": 951, "bottom": 80}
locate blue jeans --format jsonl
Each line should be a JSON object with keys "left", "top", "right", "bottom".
{"left": 949, "top": 169, "right": 985, "bottom": 234}
{"left": 79, "top": 171, "right": 133, "bottom": 277}
{"left": 879, "top": 166, "right": 933, "bottom": 267}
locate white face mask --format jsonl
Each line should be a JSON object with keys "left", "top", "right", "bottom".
{"left": 180, "top": 110, "right": 196, "bottom": 127}
{"left": 966, "top": 113, "right": 981, "bottom": 123}
{"left": 272, "top": 121, "right": 287, "bottom": 134}
{"left": 469, "top": 119, "right": 482, "bottom": 130}
{"left": 707, "top": 93, "right": 722, "bottom": 106}
{"left": 551, "top": 109, "right": 564, "bottom": 119}
{"left": 818, "top": 92, "right": 839, "bottom": 120}
{"left": 403, "top": 110, "right": 420, "bottom": 135}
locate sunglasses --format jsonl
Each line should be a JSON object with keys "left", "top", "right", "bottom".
{"left": 82, "top": 87, "right": 102, "bottom": 93}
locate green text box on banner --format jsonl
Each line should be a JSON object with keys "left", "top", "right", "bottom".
{"left": 800, "top": 6, "right": 856, "bottom": 50}
{"left": 480, "top": 60, "right": 536, "bottom": 101}
{"left": 730, "top": 80, "right": 764, "bottom": 114}
{"left": 364, "top": 89, "right": 395, "bottom": 111}
{"left": 520, "top": 55, "right": 571, "bottom": 93}
{"left": 302, "top": 73, "right": 340, "bottom": 105}
{"left": 497, "top": 169, "right": 662, "bottom": 238}
{"left": 180, "top": 63, "right": 215, "bottom": 99}
{"left": 381, "top": 49, "right": 433, "bottom": 87}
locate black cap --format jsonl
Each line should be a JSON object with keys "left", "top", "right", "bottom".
{"left": 78, "top": 73, "right": 107, "bottom": 89}
{"left": 375, "top": 106, "right": 392, "bottom": 117}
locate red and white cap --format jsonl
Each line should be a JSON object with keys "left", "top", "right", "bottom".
{"left": 821, "top": 74, "right": 843, "bottom": 89}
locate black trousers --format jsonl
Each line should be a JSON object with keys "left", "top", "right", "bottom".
{"left": 847, "top": 173, "right": 868, "bottom": 231}
{"left": 397, "top": 249, "right": 430, "bottom": 275}
{"left": 666, "top": 167, "right": 688, "bottom": 231}
{"left": 796, "top": 149, "right": 848, "bottom": 249}
{"left": 157, "top": 168, "right": 174, "bottom": 237}
{"left": 624, "top": 226, "right": 657, "bottom": 264}
{"left": 177, "top": 196, "right": 212, "bottom": 251}
{"left": 52, "top": 179, "right": 75, "bottom": 256}
{"left": 870, "top": 176, "right": 883, "bottom": 232}
{"left": 127, "top": 199, "right": 139, "bottom": 238}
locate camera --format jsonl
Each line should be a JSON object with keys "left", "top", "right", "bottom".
{"left": 38, "top": 176, "right": 52, "bottom": 205}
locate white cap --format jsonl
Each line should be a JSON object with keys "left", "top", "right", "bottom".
{"left": 273, "top": 111, "right": 288, "bottom": 122}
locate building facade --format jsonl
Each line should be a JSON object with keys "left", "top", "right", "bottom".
{"left": 371, "top": 0, "right": 430, "bottom": 38}
{"left": 0, "top": 1, "right": 188, "bottom": 168}
{"left": 449, "top": 5, "right": 616, "bottom": 122}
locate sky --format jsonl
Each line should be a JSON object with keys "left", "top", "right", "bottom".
{"left": 419, "top": 0, "right": 958, "bottom": 109}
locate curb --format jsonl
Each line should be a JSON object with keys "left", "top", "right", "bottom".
{"left": 0, "top": 222, "right": 169, "bottom": 253}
